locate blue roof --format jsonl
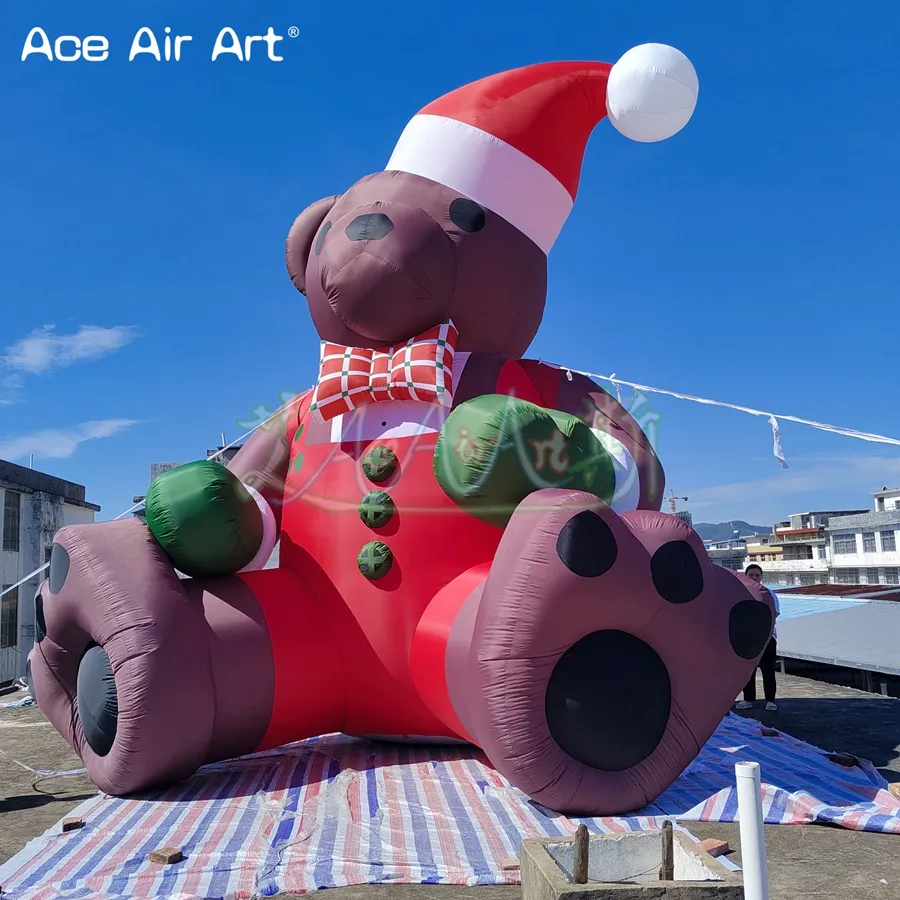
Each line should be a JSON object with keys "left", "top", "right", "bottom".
{"left": 777, "top": 595, "right": 870, "bottom": 621}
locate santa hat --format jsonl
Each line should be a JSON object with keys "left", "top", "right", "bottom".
{"left": 385, "top": 43, "right": 698, "bottom": 255}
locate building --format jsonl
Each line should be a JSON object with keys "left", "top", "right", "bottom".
{"left": 762, "top": 510, "right": 868, "bottom": 587}
{"left": 704, "top": 537, "right": 746, "bottom": 572}
{"left": 875, "top": 487, "right": 900, "bottom": 512}
{"left": 743, "top": 537, "right": 783, "bottom": 569}
{"left": 740, "top": 509, "right": 868, "bottom": 587}
{"left": 826, "top": 490, "right": 900, "bottom": 586}
{"left": 0, "top": 460, "right": 100, "bottom": 684}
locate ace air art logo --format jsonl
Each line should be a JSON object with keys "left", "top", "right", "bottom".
{"left": 20, "top": 24, "right": 301, "bottom": 63}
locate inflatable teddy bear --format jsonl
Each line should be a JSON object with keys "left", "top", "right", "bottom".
{"left": 31, "top": 43, "right": 776, "bottom": 815}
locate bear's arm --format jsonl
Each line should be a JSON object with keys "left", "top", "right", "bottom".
{"left": 227, "top": 391, "right": 309, "bottom": 533}
{"left": 516, "top": 360, "right": 665, "bottom": 510}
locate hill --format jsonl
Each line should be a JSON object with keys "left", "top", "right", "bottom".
{"left": 693, "top": 521, "right": 772, "bottom": 542}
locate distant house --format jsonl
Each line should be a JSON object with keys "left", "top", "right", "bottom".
{"left": 0, "top": 459, "right": 100, "bottom": 684}
{"left": 827, "top": 491, "right": 900, "bottom": 586}
{"left": 757, "top": 510, "right": 868, "bottom": 586}
{"left": 718, "top": 495, "right": 899, "bottom": 589}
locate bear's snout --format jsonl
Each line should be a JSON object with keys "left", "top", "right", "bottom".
{"left": 313, "top": 202, "right": 456, "bottom": 346}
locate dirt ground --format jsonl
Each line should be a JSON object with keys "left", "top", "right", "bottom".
{"left": 2, "top": 673, "right": 900, "bottom": 899}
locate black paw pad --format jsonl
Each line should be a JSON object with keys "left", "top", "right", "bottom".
{"left": 650, "top": 541, "right": 704, "bottom": 604}
{"left": 34, "top": 593, "right": 46, "bottom": 643}
{"left": 545, "top": 630, "right": 671, "bottom": 771}
{"left": 729, "top": 600, "right": 773, "bottom": 660}
{"left": 76, "top": 644, "right": 118, "bottom": 757}
{"left": 556, "top": 511, "right": 618, "bottom": 578}
{"left": 48, "top": 543, "right": 70, "bottom": 595}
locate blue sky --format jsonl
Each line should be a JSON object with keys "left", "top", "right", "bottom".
{"left": 1, "top": 0, "right": 898, "bottom": 526}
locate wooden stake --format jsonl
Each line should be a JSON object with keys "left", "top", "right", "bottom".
{"left": 572, "top": 824, "right": 589, "bottom": 884}
{"left": 660, "top": 821, "right": 674, "bottom": 881}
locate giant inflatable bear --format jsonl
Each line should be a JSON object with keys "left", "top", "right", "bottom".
{"left": 31, "top": 43, "right": 776, "bottom": 815}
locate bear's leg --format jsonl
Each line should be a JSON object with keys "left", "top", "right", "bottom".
{"left": 412, "top": 489, "right": 775, "bottom": 816}
{"left": 30, "top": 519, "right": 346, "bottom": 796}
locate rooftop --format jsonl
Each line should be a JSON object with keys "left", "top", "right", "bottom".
{"left": 788, "top": 509, "right": 869, "bottom": 517}
{"left": 774, "top": 527, "right": 824, "bottom": 535}
{"left": 0, "top": 459, "right": 100, "bottom": 511}
{"left": 6, "top": 674, "right": 900, "bottom": 900}
{"left": 826, "top": 509, "right": 900, "bottom": 530}
{"left": 706, "top": 547, "right": 745, "bottom": 559}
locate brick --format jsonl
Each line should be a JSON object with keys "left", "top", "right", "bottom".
{"left": 827, "top": 752, "right": 859, "bottom": 768}
{"left": 61, "top": 818, "right": 83, "bottom": 833}
{"left": 698, "top": 839, "right": 730, "bottom": 858}
{"left": 148, "top": 848, "right": 183, "bottom": 865}
{"left": 500, "top": 858, "right": 520, "bottom": 871}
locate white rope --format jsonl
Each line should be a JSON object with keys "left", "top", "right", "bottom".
{"left": 538, "top": 362, "right": 900, "bottom": 447}
{"left": 0, "top": 748, "right": 86, "bottom": 778}
{"left": 3, "top": 366, "right": 897, "bottom": 604}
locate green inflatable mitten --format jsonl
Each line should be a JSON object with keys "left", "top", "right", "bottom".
{"left": 144, "top": 460, "right": 264, "bottom": 578}
{"left": 433, "top": 394, "right": 615, "bottom": 527}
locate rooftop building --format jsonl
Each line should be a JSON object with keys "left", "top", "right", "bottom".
{"left": 0, "top": 459, "right": 100, "bottom": 684}
{"left": 874, "top": 487, "right": 900, "bottom": 512}
{"left": 826, "top": 494, "right": 900, "bottom": 586}
{"left": 744, "top": 507, "right": 872, "bottom": 587}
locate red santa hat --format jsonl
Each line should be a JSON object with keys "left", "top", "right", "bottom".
{"left": 385, "top": 43, "right": 698, "bottom": 255}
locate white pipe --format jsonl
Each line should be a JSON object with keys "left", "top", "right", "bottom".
{"left": 735, "top": 761, "right": 769, "bottom": 900}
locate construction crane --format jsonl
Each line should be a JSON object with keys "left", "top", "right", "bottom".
{"left": 668, "top": 489, "right": 688, "bottom": 515}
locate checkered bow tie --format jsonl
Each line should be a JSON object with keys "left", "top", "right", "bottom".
{"left": 308, "top": 321, "right": 458, "bottom": 424}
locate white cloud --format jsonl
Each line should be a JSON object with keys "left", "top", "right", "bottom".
{"left": 684, "top": 454, "right": 900, "bottom": 523}
{"left": 0, "top": 373, "right": 23, "bottom": 405}
{"left": 1, "top": 325, "right": 137, "bottom": 375}
{"left": 0, "top": 419, "right": 142, "bottom": 461}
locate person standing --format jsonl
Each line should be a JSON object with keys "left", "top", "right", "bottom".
{"left": 735, "top": 564, "right": 781, "bottom": 711}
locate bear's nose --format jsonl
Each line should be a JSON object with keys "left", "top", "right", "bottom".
{"left": 345, "top": 213, "right": 394, "bottom": 242}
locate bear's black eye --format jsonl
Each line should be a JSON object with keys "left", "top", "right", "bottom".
{"left": 314, "top": 221, "right": 332, "bottom": 255}
{"left": 449, "top": 198, "right": 485, "bottom": 233}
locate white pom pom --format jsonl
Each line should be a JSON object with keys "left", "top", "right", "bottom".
{"left": 606, "top": 43, "right": 699, "bottom": 143}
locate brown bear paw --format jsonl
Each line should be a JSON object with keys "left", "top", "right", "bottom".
{"left": 30, "top": 518, "right": 215, "bottom": 795}
{"left": 460, "top": 489, "right": 774, "bottom": 816}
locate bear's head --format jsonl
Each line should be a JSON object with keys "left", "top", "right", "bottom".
{"left": 286, "top": 171, "right": 547, "bottom": 359}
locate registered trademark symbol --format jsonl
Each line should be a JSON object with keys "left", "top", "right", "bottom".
{"left": 287, "top": 26, "right": 300, "bottom": 38}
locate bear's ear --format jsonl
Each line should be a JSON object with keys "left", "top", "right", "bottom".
{"left": 286, "top": 194, "right": 341, "bottom": 295}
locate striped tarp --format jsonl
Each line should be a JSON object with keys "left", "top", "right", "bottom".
{"left": 1, "top": 713, "right": 898, "bottom": 899}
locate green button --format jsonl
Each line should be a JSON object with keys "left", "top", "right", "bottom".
{"left": 358, "top": 541, "right": 393, "bottom": 580}
{"left": 359, "top": 490, "right": 395, "bottom": 528}
{"left": 361, "top": 445, "right": 398, "bottom": 483}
